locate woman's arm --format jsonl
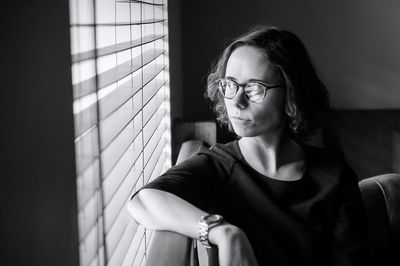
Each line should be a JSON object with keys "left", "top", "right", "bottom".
{"left": 128, "top": 189, "right": 206, "bottom": 238}
{"left": 128, "top": 189, "right": 259, "bottom": 266}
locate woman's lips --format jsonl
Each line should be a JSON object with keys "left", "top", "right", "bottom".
{"left": 230, "top": 116, "right": 250, "bottom": 122}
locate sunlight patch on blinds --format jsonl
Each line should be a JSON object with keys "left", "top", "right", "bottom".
{"left": 69, "top": 0, "right": 171, "bottom": 265}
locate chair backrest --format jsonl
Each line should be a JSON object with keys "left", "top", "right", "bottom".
{"left": 359, "top": 173, "right": 400, "bottom": 265}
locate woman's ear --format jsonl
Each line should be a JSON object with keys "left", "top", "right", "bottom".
{"left": 280, "top": 70, "right": 295, "bottom": 118}
{"left": 285, "top": 102, "right": 297, "bottom": 118}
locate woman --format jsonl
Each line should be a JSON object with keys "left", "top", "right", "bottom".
{"left": 128, "top": 25, "right": 367, "bottom": 266}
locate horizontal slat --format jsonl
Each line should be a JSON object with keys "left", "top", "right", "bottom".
{"left": 88, "top": 246, "right": 105, "bottom": 266}
{"left": 75, "top": 85, "right": 146, "bottom": 172}
{"left": 143, "top": 49, "right": 165, "bottom": 68}
{"left": 144, "top": 119, "right": 166, "bottom": 165}
{"left": 117, "top": 0, "right": 166, "bottom": 6}
{"left": 72, "top": 34, "right": 165, "bottom": 63}
{"left": 71, "top": 18, "right": 166, "bottom": 27}
{"left": 143, "top": 63, "right": 166, "bottom": 86}
{"left": 100, "top": 100, "right": 134, "bottom": 148}
{"left": 74, "top": 72, "right": 142, "bottom": 137}
{"left": 78, "top": 191, "right": 98, "bottom": 243}
{"left": 75, "top": 127, "right": 99, "bottom": 173}
{"left": 100, "top": 113, "right": 142, "bottom": 177}
{"left": 99, "top": 73, "right": 142, "bottom": 120}
{"left": 132, "top": 239, "right": 146, "bottom": 266}
{"left": 99, "top": 94, "right": 140, "bottom": 149}
{"left": 101, "top": 121, "right": 134, "bottom": 177}
{"left": 143, "top": 86, "right": 166, "bottom": 126}
{"left": 146, "top": 228, "right": 154, "bottom": 246}
{"left": 76, "top": 102, "right": 144, "bottom": 177}
{"left": 108, "top": 221, "right": 144, "bottom": 266}
{"left": 74, "top": 104, "right": 97, "bottom": 138}
{"left": 105, "top": 154, "right": 143, "bottom": 218}
{"left": 151, "top": 145, "right": 167, "bottom": 182}
{"left": 144, "top": 134, "right": 166, "bottom": 182}
{"left": 120, "top": 225, "right": 146, "bottom": 266}
{"left": 76, "top": 159, "right": 99, "bottom": 211}
{"left": 143, "top": 74, "right": 166, "bottom": 105}
{"left": 103, "top": 169, "right": 137, "bottom": 234}
{"left": 148, "top": 150, "right": 166, "bottom": 185}
{"left": 107, "top": 215, "right": 139, "bottom": 264}
{"left": 103, "top": 136, "right": 143, "bottom": 205}
{"left": 79, "top": 151, "right": 142, "bottom": 247}
{"left": 108, "top": 180, "right": 144, "bottom": 264}
{"left": 105, "top": 203, "right": 136, "bottom": 260}
{"left": 102, "top": 143, "right": 134, "bottom": 205}
{"left": 73, "top": 49, "right": 164, "bottom": 100}
{"left": 75, "top": 99, "right": 143, "bottom": 176}
{"left": 89, "top": 254, "right": 100, "bottom": 266}
{"left": 143, "top": 104, "right": 166, "bottom": 145}
{"left": 79, "top": 218, "right": 104, "bottom": 266}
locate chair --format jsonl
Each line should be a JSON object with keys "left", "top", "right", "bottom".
{"left": 359, "top": 173, "right": 400, "bottom": 265}
{"left": 145, "top": 140, "right": 400, "bottom": 266}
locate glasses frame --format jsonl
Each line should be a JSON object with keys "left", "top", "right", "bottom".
{"left": 217, "top": 77, "right": 284, "bottom": 103}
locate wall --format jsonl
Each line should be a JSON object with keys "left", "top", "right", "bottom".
{"left": 168, "top": 0, "right": 184, "bottom": 119}
{"left": 170, "top": 0, "right": 400, "bottom": 120}
{"left": 1, "top": 2, "right": 79, "bottom": 265}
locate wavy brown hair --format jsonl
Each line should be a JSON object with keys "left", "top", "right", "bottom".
{"left": 205, "top": 25, "right": 330, "bottom": 141}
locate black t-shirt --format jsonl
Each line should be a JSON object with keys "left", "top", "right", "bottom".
{"left": 138, "top": 140, "right": 367, "bottom": 266}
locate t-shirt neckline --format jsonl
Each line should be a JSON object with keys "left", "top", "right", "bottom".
{"left": 232, "top": 139, "right": 306, "bottom": 183}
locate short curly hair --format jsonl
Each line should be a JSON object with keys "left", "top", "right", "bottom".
{"left": 205, "top": 25, "right": 330, "bottom": 141}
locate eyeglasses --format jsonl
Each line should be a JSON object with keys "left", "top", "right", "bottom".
{"left": 217, "top": 77, "right": 284, "bottom": 103}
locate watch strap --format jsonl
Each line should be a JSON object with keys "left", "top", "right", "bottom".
{"left": 198, "top": 214, "right": 224, "bottom": 248}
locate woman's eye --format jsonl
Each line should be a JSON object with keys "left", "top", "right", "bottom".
{"left": 226, "top": 82, "right": 236, "bottom": 90}
{"left": 245, "top": 83, "right": 264, "bottom": 95}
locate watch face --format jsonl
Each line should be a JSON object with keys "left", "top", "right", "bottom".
{"left": 205, "top": 214, "right": 223, "bottom": 223}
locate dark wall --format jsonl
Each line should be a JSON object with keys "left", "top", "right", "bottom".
{"left": 322, "top": 110, "right": 400, "bottom": 179}
{"left": 1, "top": 2, "right": 79, "bottom": 265}
{"left": 170, "top": 0, "right": 400, "bottom": 121}
{"left": 168, "top": 0, "right": 184, "bottom": 119}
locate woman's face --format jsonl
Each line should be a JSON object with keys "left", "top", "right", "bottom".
{"left": 224, "top": 45, "right": 286, "bottom": 138}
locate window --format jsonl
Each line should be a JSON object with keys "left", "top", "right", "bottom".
{"left": 69, "top": 0, "right": 171, "bottom": 265}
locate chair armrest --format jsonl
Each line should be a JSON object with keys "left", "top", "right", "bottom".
{"left": 359, "top": 173, "right": 400, "bottom": 265}
{"left": 145, "top": 231, "right": 192, "bottom": 266}
{"left": 176, "top": 140, "right": 208, "bottom": 164}
{"left": 359, "top": 173, "right": 400, "bottom": 238}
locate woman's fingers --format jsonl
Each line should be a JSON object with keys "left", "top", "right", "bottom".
{"left": 208, "top": 224, "right": 258, "bottom": 266}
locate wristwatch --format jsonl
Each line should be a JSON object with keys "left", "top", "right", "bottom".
{"left": 198, "top": 214, "right": 224, "bottom": 248}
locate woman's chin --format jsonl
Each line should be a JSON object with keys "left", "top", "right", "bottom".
{"left": 232, "top": 123, "right": 283, "bottom": 138}
{"left": 232, "top": 126, "right": 258, "bottom": 138}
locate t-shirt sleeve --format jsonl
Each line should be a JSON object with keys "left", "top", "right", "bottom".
{"left": 332, "top": 163, "right": 368, "bottom": 266}
{"left": 133, "top": 151, "right": 227, "bottom": 212}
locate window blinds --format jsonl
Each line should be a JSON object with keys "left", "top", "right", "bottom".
{"left": 69, "top": 0, "right": 171, "bottom": 265}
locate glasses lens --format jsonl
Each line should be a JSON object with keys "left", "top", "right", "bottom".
{"left": 245, "top": 83, "right": 266, "bottom": 102}
{"left": 218, "top": 79, "right": 237, "bottom": 98}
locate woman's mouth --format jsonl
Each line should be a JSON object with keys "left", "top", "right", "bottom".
{"left": 230, "top": 116, "right": 250, "bottom": 122}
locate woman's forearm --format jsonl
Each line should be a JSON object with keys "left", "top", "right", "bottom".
{"left": 128, "top": 189, "right": 259, "bottom": 265}
{"left": 127, "top": 188, "right": 208, "bottom": 239}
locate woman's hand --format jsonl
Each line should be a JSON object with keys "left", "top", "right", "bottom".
{"left": 209, "top": 224, "right": 259, "bottom": 266}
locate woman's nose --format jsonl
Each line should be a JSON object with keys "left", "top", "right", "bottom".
{"left": 231, "top": 87, "right": 248, "bottom": 109}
